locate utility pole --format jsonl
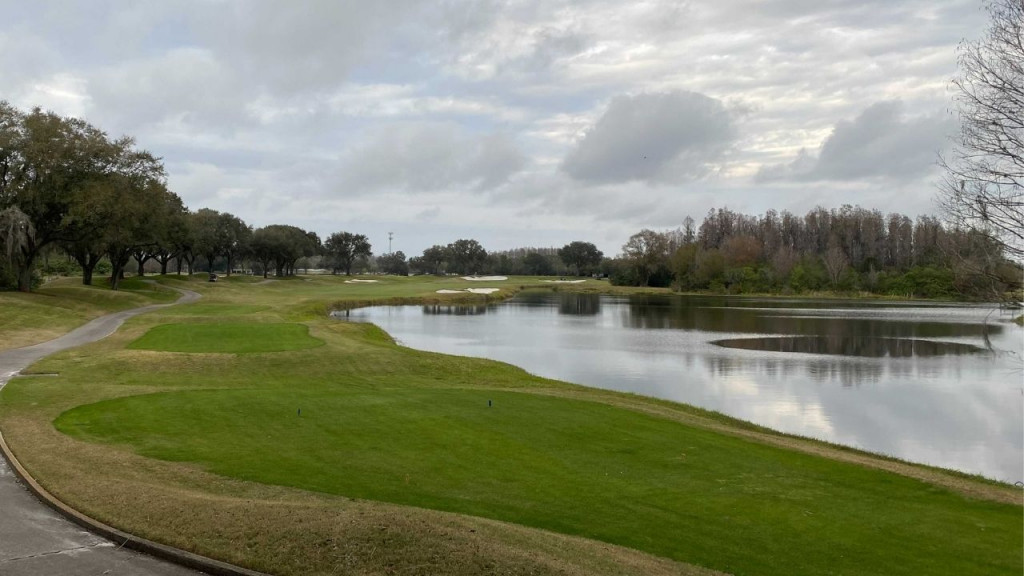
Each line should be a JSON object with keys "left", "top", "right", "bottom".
{"left": 387, "top": 232, "right": 394, "bottom": 254}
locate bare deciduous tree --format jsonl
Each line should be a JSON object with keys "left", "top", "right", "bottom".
{"left": 939, "top": 0, "right": 1024, "bottom": 259}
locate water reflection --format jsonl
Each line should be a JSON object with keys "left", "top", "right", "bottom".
{"left": 557, "top": 293, "right": 601, "bottom": 316}
{"left": 345, "top": 293, "right": 1024, "bottom": 482}
{"left": 713, "top": 336, "right": 986, "bottom": 357}
{"left": 422, "top": 304, "right": 491, "bottom": 316}
{"left": 623, "top": 295, "right": 1002, "bottom": 339}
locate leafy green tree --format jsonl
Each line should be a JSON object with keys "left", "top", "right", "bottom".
{"left": 417, "top": 245, "right": 449, "bottom": 275}
{"left": 523, "top": 252, "right": 556, "bottom": 276}
{"left": 377, "top": 251, "right": 409, "bottom": 276}
{"left": 446, "top": 239, "right": 487, "bottom": 275}
{"left": 189, "top": 208, "right": 226, "bottom": 273}
{"left": 622, "top": 229, "right": 670, "bottom": 287}
{"left": 149, "top": 195, "right": 189, "bottom": 275}
{"left": 671, "top": 243, "right": 699, "bottom": 291}
{"left": 558, "top": 241, "right": 603, "bottom": 276}
{"left": 220, "top": 212, "right": 251, "bottom": 276}
{"left": 324, "top": 231, "right": 371, "bottom": 275}
{"left": 250, "top": 225, "right": 318, "bottom": 277}
{"left": 0, "top": 104, "right": 121, "bottom": 290}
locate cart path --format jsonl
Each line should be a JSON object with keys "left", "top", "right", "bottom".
{"left": 0, "top": 287, "right": 205, "bottom": 576}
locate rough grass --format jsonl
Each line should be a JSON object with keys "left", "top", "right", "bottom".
{"left": 0, "top": 277, "right": 177, "bottom": 350}
{"left": 127, "top": 323, "right": 323, "bottom": 354}
{"left": 1, "top": 274, "right": 1021, "bottom": 576}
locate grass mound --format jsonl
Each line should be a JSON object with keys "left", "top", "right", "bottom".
{"left": 55, "top": 387, "right": 1022, "bottom": 576}
{"left": 127, "top": 322, "right": 323, "bottom": 354}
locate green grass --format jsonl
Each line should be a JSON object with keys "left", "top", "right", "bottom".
{"left": 127, "top": 322, "right": 323, "bottom": 354}
{"left": 1, "top": 273, "right": 1021, "bottom": 576}
{"left": 164, "top": 303, "right": 269, "bottom": 316}
{"left": 55, "top": 387, "right": 1021, "bottom": 575}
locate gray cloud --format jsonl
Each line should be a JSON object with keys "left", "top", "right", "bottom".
{"left": 0, "top": 0, "right": 986, "bottom": 257}
{"left": 562, "top": 91, "right": 738, "bottom": 184}
{"left": 191, "top": 0, "right": 420, "bottom": 96}
{"left": 336, "top": 123, "right": 526, "bottom": 193}
{"left": 757, "top": 101, "right": 954, "bottom": 182}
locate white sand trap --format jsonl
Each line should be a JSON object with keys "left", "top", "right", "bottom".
{"left": 462, "top": 276, "right": 507, "bottom": 281}
{"left": 435, "top": 288, "right": 501, "bottom": 294}
{"left": 345, "top": 279, "right": 380, "bottom": 284}
{"left": 540, "top": 279, "right": 587, "bottom": 284}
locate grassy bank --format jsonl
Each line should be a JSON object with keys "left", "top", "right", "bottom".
{"left": 0, "top": 277, "right": 178, "bottom": 350}
{"left": 1, "top": 274, "right": 1020, "bottom": 576}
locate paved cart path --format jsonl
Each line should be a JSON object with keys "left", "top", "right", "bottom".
{"left": 0, "top": 287, "right": 204, "bottom": 576}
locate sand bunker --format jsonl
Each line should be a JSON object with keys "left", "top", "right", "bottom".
{"left": 462, "top": 276, "right": 507, "bottom": 281}
{"left": 345, "top": 279, "right": 380, "bottom": 284}
{"left": 540, "top": 279, "right": 587, "bottom": 284}
{"left": 435, "top": 288, "right": 501, "bottom": 295}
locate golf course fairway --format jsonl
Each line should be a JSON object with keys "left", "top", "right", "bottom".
{"left": 1, "top": 274, "right": 1020, "bottom": 576}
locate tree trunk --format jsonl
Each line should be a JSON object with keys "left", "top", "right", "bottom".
{"left": 81, "top": 257, "right": 98, "bottom": 286}
{"left": 70, "top": 251, "right": 101, "bottom": 286}
{"left": 17, "top": 265, "right": 33, "bottom": 293}
{"left": 109, "top": 252, "right": 131, "bottom": 291}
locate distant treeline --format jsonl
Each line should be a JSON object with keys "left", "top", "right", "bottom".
{"left": 604, "top": 206, "right": 1020, "bottom": 299}
{"left": 2, "top": 102, "right": 1017, "bottom": 299}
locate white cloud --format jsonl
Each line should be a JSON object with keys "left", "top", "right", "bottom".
{"left": 757, "top": 101, "right": 954, "bottom": 182}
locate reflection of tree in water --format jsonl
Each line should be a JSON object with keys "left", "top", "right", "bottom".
{"left": 557, "top": 293, "right": 601, "bottom": 315}
{"left": 705, "top": 354, "right": 885, "bottom": 387}
{"left": 712, "top": 336, "right": 985, "bottom": 357}
{"left": 422, "top": 304, "right": 490, "bottom": 316}
{"left": 624, "top": 295, "right": 1002, "bottom": 339}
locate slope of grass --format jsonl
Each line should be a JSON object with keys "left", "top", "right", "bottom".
{"left": 0, "top": 277, "right": 177, "bottom": 350}
{"left": 1, "top": 273, "right": 1020, "bottom": 576}
{"left": 127, "top": 322, "right": 323, "bottom": 354}
{"left": 54, "top": 387, "right": 1021, "bottom": 576}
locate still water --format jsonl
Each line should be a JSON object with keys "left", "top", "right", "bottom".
{"left": 344, "top": 292, "right": 1024, "bottom": 482}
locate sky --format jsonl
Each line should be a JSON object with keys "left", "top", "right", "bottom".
{"left": 0, "top": 0, "right": 988, "bottom": 257}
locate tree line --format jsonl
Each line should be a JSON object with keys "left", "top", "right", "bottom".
{"left": 606, "top": 206, "right": 1020, "bottom": 299}
{"left": 0, "top": 103, "right": 373, "bottom": 290}
{"left": 1, "top": 102, "right": 1017, "bottom": 300}
{"left": 0, "top": 102, "right": 608, "bottom": 290}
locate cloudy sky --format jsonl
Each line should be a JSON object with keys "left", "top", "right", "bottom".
{"left": 0, "top": 1, "right": 987, "bottom": 256}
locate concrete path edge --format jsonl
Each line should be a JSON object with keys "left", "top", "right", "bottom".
{"left": 0, "top": 284, "right": 271, "bottom": 576}
{"left": 0, "top": 430, "right": 270, "bottom": 576}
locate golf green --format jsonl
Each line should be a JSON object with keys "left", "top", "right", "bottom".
{"left": 127, "top": 322, "right": 323, "bottom": 354}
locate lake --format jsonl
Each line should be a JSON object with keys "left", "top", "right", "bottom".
{"left": 341, "top": 292, "right": 1024, "bottom": 483}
